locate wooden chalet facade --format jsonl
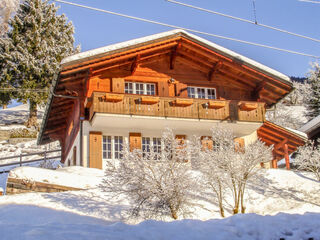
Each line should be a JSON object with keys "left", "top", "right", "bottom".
{"left": 37, "top": 29, "right": 305, "bottom": 169}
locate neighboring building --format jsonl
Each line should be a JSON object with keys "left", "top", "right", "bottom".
{"left": 37, "top": 29, "right": 304, "bottom": 169}
{"left": 299, "top": 115, "right": 320, "bottom": 141}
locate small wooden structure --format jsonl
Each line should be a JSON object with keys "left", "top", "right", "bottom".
{"left": 257, "top": 121, "right": 306, "bottom": 169}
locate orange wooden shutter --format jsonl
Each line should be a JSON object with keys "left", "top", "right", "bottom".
{"left": 89, "top": 132, "right": 102, "bottom": 169}
{"left": 112, "top": 78, "right": 124, "bottom": 93}
{"left": 175, "top": 82, "right": 188, "bottom": 97}
{"left": 158, "top": 81, "right": 169, "bottom": 97}
{"left": 129, "top": 132, "right": 142, "bottom": 151}
{"left": 234, "top": 137, "right": 245, "bottom": 152}
{"left": 201, "top": 136, "right": 213, "bottom": 150}
{"left": 175, "top": 135, "right": 186, "bottom": 145}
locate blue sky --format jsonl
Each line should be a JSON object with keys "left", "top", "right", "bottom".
{"left": 54, "top": 0, "right": 320, "bottom": 77}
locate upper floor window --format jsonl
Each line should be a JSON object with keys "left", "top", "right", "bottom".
{"left": 187, "top": 87, "right": 216, "bottom": 99}
{"left": 125, "top": 82, "right": 155, "bottom": 95}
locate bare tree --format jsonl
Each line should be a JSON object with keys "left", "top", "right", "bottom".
{"left": 101, "top": 128, "right": 197, "bottom": 220}
{"left": 0, "top": 0, "right": 19, "bottom": 35}
{"left": 195, "top": 126, "right": 273, "bottom": 216}
{"left": 294, "top": 140, "right": 320, "bottom": 181}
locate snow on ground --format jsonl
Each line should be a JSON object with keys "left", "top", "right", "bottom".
{"left": 0, "top": 206, "right": 319, "bottom": 240}
{"left": 0, "top": 167, "right": 319, "bottom": 239}
{"left": 0, "top": 104, "right": 44, "bottom": 127}
{"left": 9, "top": 166, "right": 104, "bottom": 189}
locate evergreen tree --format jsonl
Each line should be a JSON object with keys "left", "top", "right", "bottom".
{"left": 0, "top": 0, "right": 78, "bottom": 126}
{"left": 306, "top": 63, "right": 320, "bottom": 119}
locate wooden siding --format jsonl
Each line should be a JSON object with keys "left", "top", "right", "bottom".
{"left": 89, "top": 92, "right": 265, "bottom": 122}
{"left": 89, "top": 131, "right": 102, "bottom": 169}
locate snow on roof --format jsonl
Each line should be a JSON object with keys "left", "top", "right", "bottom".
{"left": 299, "top": 114, "right": 320, "bottom": 134}
{"left": 62, "top": 29, "right": 291, "bottom": 84}
{"left": 284, "top": 127, "right": 308, "bottom": 139}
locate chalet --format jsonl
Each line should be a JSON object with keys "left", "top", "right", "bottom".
{"left": 37, "top": 29, "right": 306, "bottom": 169}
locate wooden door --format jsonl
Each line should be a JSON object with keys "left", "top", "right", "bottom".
{"left": 89, "top": 131, "right": 102, "bottom": 169}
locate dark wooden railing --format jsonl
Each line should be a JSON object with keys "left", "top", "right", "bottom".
{"left": 89, "top": 92, "right": 265, "bottom": 122}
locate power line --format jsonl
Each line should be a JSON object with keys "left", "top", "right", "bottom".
{"left": 0, "top": 88, "right": 48, "bottom": 93}
{"left": 299, "top": 0, "right": 320, "bottom": 3}
{"left": 166, "top": 0, "right": 320, "bottom": 44}
{"left": 52, "top": 0, "right": 319, "bottom": 59}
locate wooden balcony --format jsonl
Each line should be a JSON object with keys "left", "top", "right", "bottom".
{"left": 88, "top": 92, "right": 266, "bottom": 123}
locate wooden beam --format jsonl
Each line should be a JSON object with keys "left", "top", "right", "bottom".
{"left": 131, "top": 54, "right": 140, "bottom": 75}
{"left": 176, "top": 56, "right": 210, "bottom": 73}
{"left": 259, "top": 128, "right": 303, "bottom": 146}
{"left": 215, "top": 73, "right": 254, "bottom": 90}
{"left": 61, "top": 41, "right": 179, "bottom": 76}
{"left": 208, "top": 61, "right": 222, "bottom": 81}
{"left": 218, "top": 67, "right": 257, "bottom": 88}
{"left": 170, "top": 41, "right": 181, "bottom": 70}
{"left": 284, "top": 143, "right": 290, "bottom": 170}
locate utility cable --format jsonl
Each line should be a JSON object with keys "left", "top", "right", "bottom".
{"left": 0, "top": 88, "right": 48, "bottom": 92}
{"left": 166, "top": 0, "right": 320, "bottom": 44}
{"left": 52, "top": 0, "right": 319, "bottom": 59}
{"left": 299, "top": 0, "right": 320, "bottom": 3}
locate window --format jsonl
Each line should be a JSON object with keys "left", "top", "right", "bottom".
{"left": 187, "top": 87, "right": 216, "bottom": 99}
{"left": 141, "top": 137, "right": 162, "bottom": 160}
{"left": 153, "top": 138, "right": 161, "bottom": 160}
{"left": 114, "top": 136, "right": 123, "bottom": 159}
{"left": 124, "top": 82, "right": 156, "bottom": 95}
{"left": 102, "top": 136, "right": 123, "bottom": 160}
{"left": 103, "top": 136, "right": 112, "bottom": 159}
{"left": 125, "top": 82, "right": 133, "bottom": 94}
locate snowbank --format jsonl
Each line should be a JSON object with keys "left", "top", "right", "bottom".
{"left": 0, "top": 204, "right": 319, "bottom": 240}
{"left": 9, "top": 166, "right": 104, "bottom": 189}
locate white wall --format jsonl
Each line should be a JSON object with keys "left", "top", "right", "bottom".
{"left": 82, "top": 115, "right": 259, "bottom": 169}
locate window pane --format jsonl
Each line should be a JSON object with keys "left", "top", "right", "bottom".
{"left": 153, "top": 138, "right": 161, "bottom": 160}
{"left": 146, "top": 84, "right": 155, "bottom": 95}
{"left": 114, "top": 136, "right": 123, "bottom": 159}
{"left": 142, "top": 137, "right": 151, "bottom": 156}
{"left": 197, "top": 88, "right": 206, "bottom": 99}
{"left": 125, "top": 82, "right": 133, "bottom": 94}
{"left": 102, "top": 136, "right": 112, "bottom": 159}
{"left": 187, "top": 87, "right": 196, "bottom": 98}
{"left": 207, "top": 88, "right": 216, "bottom": 99}
{"left": 135, "top": 83, "right": 144, "bottom": 94}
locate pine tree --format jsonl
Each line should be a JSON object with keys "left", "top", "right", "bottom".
{"left": 0, "top": 0, "right": 78, "bottom": 126}
{"left": 306, "top": 62, "right": 320, "bottom": 119}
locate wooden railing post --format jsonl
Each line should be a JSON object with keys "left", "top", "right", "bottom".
{"left": 284, "top": 143, "right": 290, "bottom": 170}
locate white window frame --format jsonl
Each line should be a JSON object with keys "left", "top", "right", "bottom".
{"left": 102, "top": 135, "right": 124, "bottom": 160}
{"left": 187, "top": 86, "right": 216, "bottom": 99}
{"left": 125, "top": 82, "right": 156, "bottom": 95}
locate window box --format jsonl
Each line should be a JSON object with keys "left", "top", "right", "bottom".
{"left": 173, "top": 98, "right": 193, "bottom": 107}
{"left": 207, "top": 100, "right": 226, "bottom": 109}
{"left": 139, "top": 96, "right": 159, "bottom": 105}
{"left": 103, "top": 93, "right": 124, "bottom": 102}
{"left": 239, "top": 102, "right": 258, "bottom": 111}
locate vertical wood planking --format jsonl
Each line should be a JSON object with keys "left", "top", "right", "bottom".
{"left": 89, "top": 131, "right": 102, "bottom": 169}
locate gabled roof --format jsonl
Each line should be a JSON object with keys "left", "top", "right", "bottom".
{"left": 258, "top": 121, "right": 306, "bottom": 161}
{"left": 38, "top": 29, "right": 293, "bottom": 145}
{"left": 299, "top": 114, "right": 320, "bottom": 138}
{"left": 62, "top": 29, "right": 291, "bottom": 85}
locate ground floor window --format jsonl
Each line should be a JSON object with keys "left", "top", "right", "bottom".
{"left": 102, "top": 135, "right": 123, "bottom": 160}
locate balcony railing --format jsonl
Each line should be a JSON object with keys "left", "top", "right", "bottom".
{"left": 88, "top": 92, "right": 266, "bottom": 122}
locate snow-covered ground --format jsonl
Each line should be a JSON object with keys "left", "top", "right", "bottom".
{"left": 0, "top": 206, "right": 318, "bottom": 240}
{"left": 0, "top": 104, "right": 44, "bottom": 128}
{"left": 0, "top": 166, "right": 319, "bottom": 239}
